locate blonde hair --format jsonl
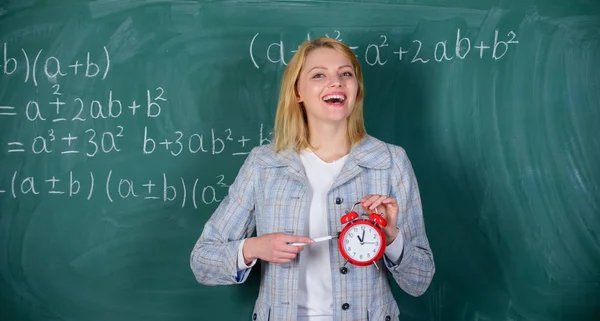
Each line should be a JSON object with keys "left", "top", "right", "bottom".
{"left": 273, "top": 37, "right": 366, "bottom": 152}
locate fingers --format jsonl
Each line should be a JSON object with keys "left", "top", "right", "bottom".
{"left": 259, "top": 233, "right": 311, "bottom": 264}
{"left": 284, "top": 235, "right": 314, "bottom": 245}
{"left": 275, "top": 250, "right": 301, "bottom": 261}
{"left": 361, "top": 194, "right": 397, "bottom": 213}
{"left": 381, "top": 197, "right": 397, "bottom": 205}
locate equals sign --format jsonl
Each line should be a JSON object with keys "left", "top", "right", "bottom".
{"left": 7, "top": 142, "right": 25, "bottom": 153}
{"left": 0, "top": 106, "right": 16, "bottom": 116}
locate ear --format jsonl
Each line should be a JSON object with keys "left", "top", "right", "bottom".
{"left": 295, "top": 87, "right": 303, "bottom": 102}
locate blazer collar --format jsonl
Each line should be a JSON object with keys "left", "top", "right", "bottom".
{"left": 254, "top": 134, "right": 391, "bottom": 170}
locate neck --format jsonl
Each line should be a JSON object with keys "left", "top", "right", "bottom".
{"left": 307, "top": 122, "right": 350, "bottom": 163}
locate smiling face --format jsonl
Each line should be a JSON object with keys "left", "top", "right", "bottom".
{"left": 295, "top": 47, "right": 359, "bottom": 127}
{"left": 272, "top": 37, "right": 366, "bottom": 152}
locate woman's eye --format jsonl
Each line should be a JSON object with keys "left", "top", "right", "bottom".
{"left": 312, "top": 73, "right": 324, "bottom": 78}
{"left": 342, "top": 71, "right": 353, "bottom": 77}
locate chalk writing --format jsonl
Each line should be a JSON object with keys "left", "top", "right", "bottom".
{"left": 3, "top": 122, "right": 271, "bottom": 157}
{"left": 249, "top": 29, "right": 519, "bottom": 68}
{"left": 0, "top": 170, "right": 231, "bottom": 209}
{"left": 0, "top": 105, "right": 16, "bottom": 116}
{"left": 3, "top": 86, "right": 167, "bottom": 122}
{"left": 142, "top": 123, "right": 272, "bottom": 156}
{"left": 5, "top": 126, "right": 125, "bottom": 156}
{"left": 2, "top": 43, "right": 111, "bottom": 87}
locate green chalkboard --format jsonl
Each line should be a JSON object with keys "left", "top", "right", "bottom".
{"left": 1, "top": 0, "right": 599, "bottom": 320}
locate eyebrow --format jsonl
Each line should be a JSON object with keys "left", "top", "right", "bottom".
{"left": 307, "top": 64, "right": 353, "bottom": 73}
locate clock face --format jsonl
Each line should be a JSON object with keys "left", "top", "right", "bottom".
{"left": 341, "top": 223, "right": 383, "bottom": 263}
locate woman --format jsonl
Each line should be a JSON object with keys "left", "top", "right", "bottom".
{"left": 190, "top": 37, "right": 435, "bottom": 321}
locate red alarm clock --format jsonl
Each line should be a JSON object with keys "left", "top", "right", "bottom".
{"left": 338, "top": 203, "right": 387, "bottom": 267}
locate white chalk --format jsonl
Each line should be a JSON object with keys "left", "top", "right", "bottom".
{"left": 290, "top": 235, "right": 336, "bottom": 246}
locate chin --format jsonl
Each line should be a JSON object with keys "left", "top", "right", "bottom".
{"left": 326, "top": 114, "right": 351, "bottom": 123}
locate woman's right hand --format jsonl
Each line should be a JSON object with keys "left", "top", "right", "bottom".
{"left": 242, "top": 233, "right": 313, "bottom": 264}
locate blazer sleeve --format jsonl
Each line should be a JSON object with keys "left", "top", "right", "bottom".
{"left": 383, "top": 145, "right": 435, "bottom": 296}
{"left": 190, "top": 148, "right": 258, "bottom": 285}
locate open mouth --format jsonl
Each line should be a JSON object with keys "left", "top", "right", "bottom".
{"left": 322, "top": 93, "right": 347, "bottom": 105}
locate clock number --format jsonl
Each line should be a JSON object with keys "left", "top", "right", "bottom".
{"left": 360, "top": 254, "right": 364, "bottom": 260}
{"left": 367, "top": 253, "right": 371, "bottom": 258}
{"left": 349, "top": 232, "right": 353, "bottom": 237}
{"left": 347, "top": 246, "right": 352, "bottom": 251}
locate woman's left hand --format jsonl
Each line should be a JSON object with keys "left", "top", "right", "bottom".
{"left": 360, "top": 194, "right": 399, "bottom": 245}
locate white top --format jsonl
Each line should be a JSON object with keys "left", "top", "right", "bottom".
{"left": 296, "top": 149, "right": 348, "bottom": 320}
{"left": 237, "top": 149, "right": 404, "bottom": 321}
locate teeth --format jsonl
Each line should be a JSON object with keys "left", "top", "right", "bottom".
{"left": 323, "top": 94, "right": 345, "bottom": 102}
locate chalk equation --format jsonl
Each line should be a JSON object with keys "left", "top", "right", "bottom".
{"left": 3, "top": 122, "right": 271, "bottom": 157}
{"left": 1, "top": 43, "right": 110, "bottom": 87}
{"left": 5, "top": 126, "right": 125, "bottom": 156}
{"left": 0, "top": 171, "right": 231, "bottom": 209}
{"left": 142, "top": 123, "right": 272, "bottom": 156}
{"left": 0, "top": 85, "right": 166, "bottom": 122}
{"left": 249, "top": 29, "right": 519, "bottom": 68}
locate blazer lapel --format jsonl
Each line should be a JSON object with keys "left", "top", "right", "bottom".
{"left": 331, "top": 157, "right": 362, "bottom": 191}
{"left": 253, "top": 135, "right": 391, "bottom": 190}
{"left": 331, "top": 135, "right": 392, "bottom": 190}
{"left": 254, "top": 146, "right": 308, "bottom": 186}
{"left": 284, "top": 152, "right": 308, "bottom": 185}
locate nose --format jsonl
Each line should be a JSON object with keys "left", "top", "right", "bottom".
{"left": 329, "top": 74, "right": 342, "bottom": 87}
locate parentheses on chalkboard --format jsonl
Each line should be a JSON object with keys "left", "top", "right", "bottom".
{"left": 87, "top": 171, "right": 95, "bottom": 200}
{"left": 21, "top": 48, "right": 30, "bottom": 84}
{"left": 11, "top": 170, "right": 17, "bottom": 199}
{"left": 106, "top": 170, "right": 113, "bottom": 202}
{"left": 180, "top": 177, "right": 186, "bottom": 208}
{"left": 102, "top": 46, "right": 110, "bottom": 80}
{"left": 250, "top": 33, "right": 260, "bottom": 69}
{"left": 192, "top": 178, "right": 199, "bottom": 209}
{"left": 32, "top": 49, "right": 42, "bottom": 87}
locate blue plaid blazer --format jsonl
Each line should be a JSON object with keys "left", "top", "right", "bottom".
{"left": 191, "top": 134, "right": 435, "bottom": 321}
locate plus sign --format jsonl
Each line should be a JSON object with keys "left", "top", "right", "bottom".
{"left": 160, "top": 139, "right": 172, "bottom": 150}
{"left": 393, "top": 47, "right": 409, "bottom": 61}
{"left": 143, "top": 180, "right": 155, "bottom": 193}
{"left": 69, "top": 61, "right": 83, "bottom": 75}
{"left": 62, "top": 133, "right": 77, "bottom": 146}
{"left": 50, "top": 96, "right": 66, "bottom": 114}
{"left": 237, "top": 136, "right": 250, "bottom": 148}
{"left": 45, "top": 176, "right": 60, "bottom": 189}
{"left": 129, "top": 100, "right": 141, "bottom": 115}
{"left": 475, "top": 41, "right": 490, "bottom": 58}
